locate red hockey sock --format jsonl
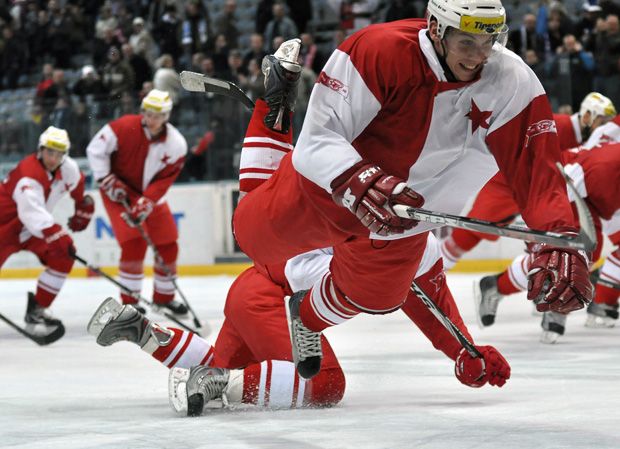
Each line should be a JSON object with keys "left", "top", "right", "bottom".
{"left": 497, "top": 271, "right": 521, "bottom": 295}
{"left": 594, "top": 284, "right": 620, "bottom": 306}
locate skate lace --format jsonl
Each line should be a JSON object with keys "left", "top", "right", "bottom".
{"left": 292, "top": 319, "right": 322, "bottom": 358}
{"left": 201, "top": 374, "right": 228, "bottom": 401}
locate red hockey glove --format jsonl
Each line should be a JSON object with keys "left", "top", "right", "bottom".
{"left": 454, "top": 346, "right": 511, "bottom": 388}
{"left": 527, "top": 231, "right": 592, "bottom": 314}
{"left": 99, "top": 173, "right": 128, "bottom": 203}
{"left": 331, "top": 162, "right": 424, "bottom": 236}
{"left": 42, "top": 224, "right": 75, "bottom": 259}
{"left": 68, "top": 194, "right": 94, "bottom": 232}
{"left": 121, "top": 196, "right": 154, "bottom": 227}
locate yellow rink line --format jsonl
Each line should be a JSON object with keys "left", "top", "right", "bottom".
{"left": 0, "top": 258, "right": 604, "bottom": 279}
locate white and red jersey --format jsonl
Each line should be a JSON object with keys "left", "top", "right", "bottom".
{"left": 583, "top": 115, "right": 620, "bottom": 149}
{"left": 562, "top": 144, "right": 620, "bottom": 221}
{"left": 0, "top": 154, "right": 85, "bottom": 240}
{"left": 554, "top": 113, "right": 581, "bottom": 151}
{"left": 291, "top": 19, "right": 575, "bottom": 239}
{"left": 86, "top": 114, "right": 187, "bottom": 203}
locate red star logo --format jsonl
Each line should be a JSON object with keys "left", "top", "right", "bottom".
{"left": 161, "top": 154, "right": 170, "bottom": 164}
{"left": 429, "top": 271, "right": 446, "bottom": 293}
{"left": 64, "top": 182, "right": 71, "bottom": 191}
{"left": 99, "top": 134, "right": 106, "bottom": 141}
{"left": 20, "top": 185, "right": 31, "bottom": 192}
{"left": 466, "top": 99, "right": 492, "bottom": 133}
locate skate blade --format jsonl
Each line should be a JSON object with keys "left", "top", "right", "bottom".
{"left": 87, "top": 297, "right": 123, "bottom": 337}
{"left": 168, "top": 367, "right": 190, "bottom": 414}
{"left": 540, "top": 330, "right": 560, "bottom": 344}
{"left": 472, "top": 280, "right": 485, "bottom": 330}
{"left": 584, "top": 315, "right": 616, "bottom": 328}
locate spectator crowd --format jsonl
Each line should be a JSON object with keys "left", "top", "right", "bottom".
{"left": 0, "top": 0, "right": 618, "bottom": 181}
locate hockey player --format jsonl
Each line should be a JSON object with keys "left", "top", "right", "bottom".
{"left": 86, "top": 89, "right": 188, "bottom": 316}
{"left": 474, "top": 143, "right": 620, "bottom": 342}
{"left": 232, "top": 0, "right": 593, "bottom": 380}
{"left": 0, "top": 126, "right": 93, "bottom": 344}
{"left": 87, "top": 57, "right": 510, "bottom": 415}
{"left": 440, "top": 92, "right": 616, "bottom": 270}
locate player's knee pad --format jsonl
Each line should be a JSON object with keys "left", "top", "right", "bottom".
{"left": 307, "top": 366, "right": 346, "bottom": 407}
{"left": 120, "top": 238, "right": 148, "bottom": 262}
{"left": 46, "top": 254, "right": 74, "bottom": 273}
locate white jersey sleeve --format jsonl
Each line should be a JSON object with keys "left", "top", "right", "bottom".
{"left": 13, "top": 177, "right": 54, "bottom": 238}
{"left": 292, "top": 49, "right": 380, "bottom": 192}
{"left": 86, "top": 124, "right": 118, "bottom": 181}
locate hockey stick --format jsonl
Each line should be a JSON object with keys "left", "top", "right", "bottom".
{"left": 120, "top": 201, "right": 203, "bottom": 330}
{"left": 180, "top": 71, "right": 255, "bottom": 111}
{"left": 394, "top": 163, "right": 597, "bottom": 252}
{"left": 71, "top": 253, "right": 203, "bottom": 336}
{"left": 0, "top": 312, "right": 62, "bottom": 345}
{"left": 410, "top": 281, "right": 482, "bottom": 358}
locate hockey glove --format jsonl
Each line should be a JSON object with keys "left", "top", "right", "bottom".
{"left": 527, "top": 229, "right": 592, "bottom": 313}
{"left": 454, "top": 346, "right": 510, "bottom": 388}
{"left": 68, "top": 194, "right": 94, "bottom": 232}
{"left": 42, "top": 224, "right": 75, "bottom": 259}
{"left": 122, "top": 196, "right": 154, "bottom": 227}
{"left": 99, "top": 173, "right": 129, "bottom": 203}
{"left": 331, "top": 161, "right": 424, "bottom": 236}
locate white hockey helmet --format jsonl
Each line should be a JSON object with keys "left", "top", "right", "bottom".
{"left": 141, "top": 89, "right": 173, "bottom": 115}
{"left": 579, "top": 92, "right": 616, "bottom": 126}
{"left": 427, "top": 0, "right": 508, "bottom": 41}
{"left": 38, "top": 126, "right": 71, "bottom": 153}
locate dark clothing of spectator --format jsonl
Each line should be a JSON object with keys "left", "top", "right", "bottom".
{"left": 182, "top": 11, "right": 213, "bottom": 54}
{"left": 550, "top": 50, "right": 595, "bottom": 111}
{"left": 286, "top": 0, "right": 312, "bottom": 33}
{"left": 215, "top": 11, "right": 239, "bottom": 50}
{"left": 102, "top": 60, "right": 135, "bottom": 100}
{"left": 155, "top": 9, "right": 182, "bottom": 57}
{"left": 72, "top": 77, "right": 108, "bottom": 102}
{"left": 384, "top": 0, "right": 419, "bottom": 22}
{"left": 508, "top": 27, "right": 544, "bottom": 59}
{"left": 255, "top": 0, "right": 274, "bottom": 34}
{"left": 126, "top": 53, "right": 153, "bottom": 92}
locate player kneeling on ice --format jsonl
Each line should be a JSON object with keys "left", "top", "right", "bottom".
{"left": 86, "top": 89, "right": 188, "bottom": 317}
{"left": 0, "top": 127, "right": 93, "bottom": 344}
{"left": 87, "top": 235, "right": 510, "bottom": 417}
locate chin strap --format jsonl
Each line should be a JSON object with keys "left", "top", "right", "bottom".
{"left": 428, "top": 31, "right": 458, "bottom": 83}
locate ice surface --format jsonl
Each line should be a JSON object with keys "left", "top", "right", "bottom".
{"left": 1, "top": 274, "right": 619, "bottom": 449}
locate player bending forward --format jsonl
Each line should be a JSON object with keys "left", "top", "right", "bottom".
{"left": 87, "top": 42, "right": 509, "bottom": 416}
{"left": 232, "top": 0, "right": 592, "bottom": 380}
{"left": 474, "top": 143, "right": 620, "bottom": 343}
{"left": 0, "top": 127, "right": 93, "bottom": 344}
{"left": 86, "top": 89, "right": 188, "bottom": 316}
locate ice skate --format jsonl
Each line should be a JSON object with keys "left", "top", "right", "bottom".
{"left": 88, "top": 297, "right": 172, "bottom": 348}
{"left": 540, "top": 311, "right": 567, "bottom": 344}
{"left": 473, "top": 275, "right": 503, "bottom": 328}
{"left": 285, "top": 290, "right": 323, "bottom": 379}
{"left": 24, "top": 292, "right": 65, "bottom": 344}
{"left": 152, "top": 298, "right": 188, "bottom": 317}
{"left": 261, "top": 38, "right": 302, "bottom": 133}
{"left": 168, "top": 366, "right": 230, "bottom": 416}
{"left": 585, "top": 302, "right": 618, "bottom": 328}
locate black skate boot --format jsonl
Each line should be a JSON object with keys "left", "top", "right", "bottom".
{"left": 585, "top": 302, "right": 619, "bottom": 328}
{"left": 153, "top": 299, "right": 188, "bottom": 316}
{"left": 473, "top": 275, "right": 503, "bottom": 327}
{"left": 87, "top": 297, "right": 172, "bottom": 348}
{"left": 169, "top": 366, "right": 230, "bottom": 416}
{"left": 540, "top": 311, "right": 567, "bottom": 344}
{"left": 286, "top": 290, "right": 323, "bottom": 379}
{"left": 261, "top": 38, "right": 302, "bottom": 134}
{"left": 24, "top": 292, "right": 65, "bottom": 344}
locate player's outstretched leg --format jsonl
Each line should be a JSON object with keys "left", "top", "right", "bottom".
{"left": 169, "top": 366, "right": 232, "bottom": 416}
{"left": 286, "top": 290, "right": 323, "bottom": 379}
{"left": 87, "top": 297, "right": 172, "bottom": 348}
{"left": 261, "top": 38, "right": 301, "bottom": 133}
{"left": 473, "top": 275, "right": 504, "bottom": 327}
{"left": 24, "top": 291, "right": 65, "bottom": 344}
{"left": 540, "top": 311, "right": 567, "bottom": 344}
{"left": 585, "top": 302, "right": 618, "bottom": 328}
